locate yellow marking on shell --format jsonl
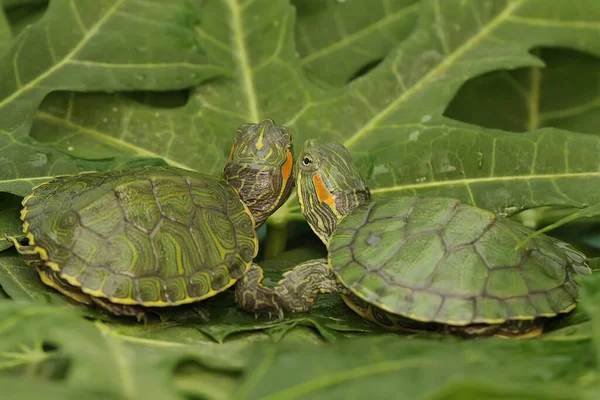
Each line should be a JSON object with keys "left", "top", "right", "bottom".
{"left": 25, "top": 229, "right": 33, "bottom": 244}
{"left": 35, "top": 245, "right": 48, "bottom": 261}
{"left": 46, "top": 261, "right": 60, "bottom": 271}
{"left": 82, "top": 205, "right": 121, "bottom": 227}
{"left": 22, "top": 181, "right": 50, "bottom": 206}
{"left": 36, "top": 267, "right": 93, "bottom": 305}
{"left": 22, "top": 193, "right": 35, "bottom": 207}
{"left": 168, "top": 234, "right": 185, "bottom": 275}
{"left": 74, "top": 275, "right": 238, "bottom": 306}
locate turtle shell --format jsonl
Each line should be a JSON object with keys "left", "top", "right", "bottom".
{"left": 21, "top": 166, "right": 258, "bottom": 306}
{"left": 328, "top": 196, "right": 590, "bottom": 326}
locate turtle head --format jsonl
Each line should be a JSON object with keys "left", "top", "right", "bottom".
{"left": 223, "top": 119, "right": 294, "bottom": 228}
{"left": 296, "top": 139, "right": 371, "bottom": 243}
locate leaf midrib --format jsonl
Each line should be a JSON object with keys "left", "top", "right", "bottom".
{"left": 225, "top": 0, "right": 259, "bottom": 122}
{"left": 258, "top": 358, "right": 435, "bottom": 400}
{"left": 35, "top": 111, "right": 191, "bottom": 170}
{"left": 299, "top": 3, "right": 420, "bottom": 65}
{"left": 370, "top": 170, "right": 600, "bottom": 194}
{"left": 343, "top": 0, "right": 525, "bottom": 148}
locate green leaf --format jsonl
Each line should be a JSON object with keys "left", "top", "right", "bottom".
{"left": 0, "top": 3, "right": 12, "bottom": 55}
{"left": 0, "top": 0, "right": 228, "bottom": 195}
{"left": 445, "top": 47, "right": 600, "bottom": 134}
{"left": 272, "top": 0, "right": 600, "bottom": 223}
{"left": 24, "top": 0, "right": 320, "bottom": 181}
{"left": 0, "top": 193, "right": 24, "bottom": 251}
{"left": 3, "top": 0, "right": 48, "bottom": 37}
{"left": 235, "top": 336, "right": 597, "bottom": 400}
{"left": 294, "top": 0, "right": 420, "bottom": 86}
{"left": 0, "top": 302, "right": 247, "bottom": 400}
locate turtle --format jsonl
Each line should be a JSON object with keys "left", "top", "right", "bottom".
{"left": 259, "top": 139, "right": 591, "bottom": 337}
{"left": 5, "top": 119, "right": 295, "bottom": 319}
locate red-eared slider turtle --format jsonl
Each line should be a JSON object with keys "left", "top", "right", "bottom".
{"left": 263, "top": 139, "right": 590, "bottom": 337}
{"left": 5, "top": 119, "right": 294, "bottom": 319}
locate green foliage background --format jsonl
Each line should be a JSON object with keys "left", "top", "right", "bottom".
{"left": 1, "top": 0, "right": 600, "bottom": 398}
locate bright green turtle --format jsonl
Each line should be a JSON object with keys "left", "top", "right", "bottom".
{"left": 261, "top": 139, "right": 590, "bottom": 337}
{"left": 5, "top": 119, "right": 295, "bottom": 319}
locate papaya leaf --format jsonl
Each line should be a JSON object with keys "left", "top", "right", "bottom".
{"left": 5, "top": 0, "right": 600, "bottom": 227}
{"left": 235, "top": 336, "right": 597, "bottom": 400}
{"left": 272, "top": 0, "right": 600, "bottom": 224}
{"left": 0, "top": 3, "right": 12, "bottom": 55}
{"left": 445, "top": 47, "right": 600, "bottom": 135}
{"left": 0, "top": 302, "right": 247, "bottom": 400}
{"left": 0, "top": 0, "right": 227, "bottom": 195}
{"left": 0, "top": 193, "right": 23, "bottom": 251}
{"left": 294, "top": 0, "right": 420, "bottom": 86}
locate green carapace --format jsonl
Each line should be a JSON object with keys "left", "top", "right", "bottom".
{"left": 261, "top": 139, "right": 590, "bottom": 338}
{"left": 6, "top": 120, "right": 295, "bottom": 319}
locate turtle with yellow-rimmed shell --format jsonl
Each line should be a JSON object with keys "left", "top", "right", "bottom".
{"left": 5, "top": 119, "right": 295, "bottom": 319}
{"left": 264, "top": 139, "right": 591, "bottom": 337}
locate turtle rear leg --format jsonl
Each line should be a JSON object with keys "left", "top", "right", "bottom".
{"left": 90, "top": 297, "right": 147, "bottom": 322}
{"left": 235, "top": 259, "right": 346, "bottom": 317}
{"left": 446, "top": 319, "right": 545, "bottom": 338}
{"left": 36, "top": 265, "right": 94, "bottom": 305}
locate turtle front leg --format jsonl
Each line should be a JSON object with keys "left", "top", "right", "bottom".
{"left": 274, "top": 258, "right": 347, "bottom": 312}
{"left": 235, "top": 263, "right": 283, "bottom": 318}
{"left": 235, "top": 259, "right": 346, "bottom": 318}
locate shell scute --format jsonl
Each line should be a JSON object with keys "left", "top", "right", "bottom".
{"left": 485, "top": 268, "right": 529, "bottom": 298}
{"left": 428, "top": 247, "right": 488, "bottom": 296}
{"left": 381, "top": 233, "right": 445, "bottom": 285}
{"left": 116, "top": 180, "right": 162, "bottom": 232}
{"left": 21, "top": 166, "right": 257, "bottom": 306}
{"left": 442, "top": 204, "right": 494, "bottom": 247}
{"left": 405, "top": 197, "right": 459, "bottom": 235}
{"left": 435, "top": 297, "right": 474, "bottom": 324}
{"left": 331, "top": 196, "right": 587, "bottom": 324}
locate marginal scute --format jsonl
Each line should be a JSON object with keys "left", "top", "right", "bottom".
{"left": 485, "top": 268, "right": 529, "bottom": 298}
{"left": 435, "top": 297, "right": 474, "bottom": 324}
{"left": 503, "top": 297, "right": 538, "bottom": 319}
{"left": 103, "top": 274, "right": 133, "bottom": 300}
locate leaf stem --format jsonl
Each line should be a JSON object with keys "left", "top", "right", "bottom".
{"left": 263, "top": 220, "right": 288, "bottom": 260}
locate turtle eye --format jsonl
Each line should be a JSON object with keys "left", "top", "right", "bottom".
{"left": 302, "top": 156, "right": 312, "bottom": 166}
